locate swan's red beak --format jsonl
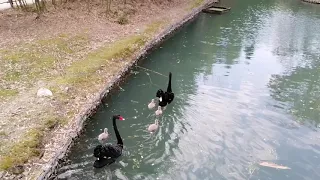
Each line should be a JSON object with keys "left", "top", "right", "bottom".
{"left": 119, "top": 116, "right": 125, "bottom": 121}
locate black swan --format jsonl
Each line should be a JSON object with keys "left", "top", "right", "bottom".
{"left": 156, "top": 72, "right": 174, "bottom": 107}
{"left": 93, "top": 115, "right": 124, "bottom": 168}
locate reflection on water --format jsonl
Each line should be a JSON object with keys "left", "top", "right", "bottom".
{"left": 56, "top": 0, "right": 320, "bottom": 179}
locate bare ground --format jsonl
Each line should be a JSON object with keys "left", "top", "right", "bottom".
{"left": 0, "top": 0, "right": 207, "bottom": 178}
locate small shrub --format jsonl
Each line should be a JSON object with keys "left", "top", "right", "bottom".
{"left": 44, "top": 118, "right": 59, "bottom": 130}
{"left": 117, "top": 14, "right": 129, "bottom": 25}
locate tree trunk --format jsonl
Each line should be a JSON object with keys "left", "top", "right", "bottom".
{"left": 40, "top": 0, "right": 47, "bottom": 12}
{"left": 86, "top": 0, "right": 90, "bottom": 12}
{"left": 105, "top": 0, "right": 112, "bottom": 14}
{"left": 52, "top": 0, "right": 56, "bottom": 8}
{"left": 8, "top": 0, "right": 14, "bottom": 8}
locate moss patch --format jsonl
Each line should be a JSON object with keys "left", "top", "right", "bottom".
{"left": 0, "top": 131, "right": 8, "bottom": 137}
{"left": 44, "top": 118, "right": 59, "bottom": 130}
{"left": 0, "top": 89, "right": 19, "bottom": 98}
{"left": 43, "top": 113, "right": 68, "bottom": 130}
{"left": 0, "top": 129, "right": 43, "bottom": 171}
{"left": 0, "top": 113, "right": 66, "bottom": 171}
{"left": 144, "top": 20, "right": 166, "bottom": 35}
{"left": 3, "top": 71, "right": 22, "bottom": 81}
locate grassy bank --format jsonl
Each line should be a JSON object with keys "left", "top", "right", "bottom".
{"left": 56, "top": 21, "right": 165, "bottom": 88}
{"left": 190, "top": 0, "right": 205, "bottom": 9}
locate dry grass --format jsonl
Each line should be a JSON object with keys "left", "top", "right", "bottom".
{"left": 0, "top": 33, "right": 90, "bottom": 171}
{"left": 0, "top": 129, "right": 43, "bottom": 170}
{"left": 57, "top": 35, "right": 145, "bottom": 85}
{"left": 56, "top": 21, "right": 165, "bottom": 88}
{"left": 0, "top": 131, "right": 8, "bottom": 137}
{"left": 0, "top": 34, "right": 90, "bottom": 95}
{"left": 189, "top": 0, "right": 205, "bottom": 9}
{"left": 0, "top": 112, "right": 67, "bottom": 171}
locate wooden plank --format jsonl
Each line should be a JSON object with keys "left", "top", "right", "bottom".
{"left": 208, "top": 8, "right": 225, "bottom": 12}
{"left": 202, "top": 5, "right": 231, "bottom": 14}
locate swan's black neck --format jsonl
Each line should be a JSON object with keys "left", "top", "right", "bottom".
{"left": 113, "top": 117, "right": 123, "bottom": 147}
{"left": 166, "top": 72, "right": 172, "bottom": 93}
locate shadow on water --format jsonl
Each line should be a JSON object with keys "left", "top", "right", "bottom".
{"left": 56, "top": 0, "right": 320, "bottom": 179}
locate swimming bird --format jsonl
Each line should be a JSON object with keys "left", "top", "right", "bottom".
{"left": 155, "top": 106, "right": 163, "bottom": 116}
{"left": 156, "top": 72, "right": 174, "bottom": 107}
{"left": 148, "top": 99, "right": 156, "bottom": 109}
{"left": 147, "top": 119, "right": 159, "bottom": 134}
{"left": 93, "top": 115, "right": 125, "bottom": 168}
{"left": 98, "top": 128, "right": 109, "bottom": 145}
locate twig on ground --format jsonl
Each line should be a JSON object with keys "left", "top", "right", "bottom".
{"left": 135, "top": 65, "right": 168, "bottom": 77}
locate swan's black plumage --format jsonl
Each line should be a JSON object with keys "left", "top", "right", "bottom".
{"left": 156, "top": 72, "right": 174, "bottom": 107}
{"left": 93, "top": 115, "right": 124, "bottom": 168}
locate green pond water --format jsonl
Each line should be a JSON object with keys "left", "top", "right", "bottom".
{"left": 56, "top": 0, "right": 320, "bottom": 179}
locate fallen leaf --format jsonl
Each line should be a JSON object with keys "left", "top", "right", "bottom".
{"left": 259, "top": 162, "right": 291, "bottom": 170}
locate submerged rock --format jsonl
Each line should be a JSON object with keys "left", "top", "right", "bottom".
{"left": 57, "top": 169, "right": 82, "bottom": 179}
{"left": 37, "top": 88, "right": 53, "bottom": 97}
